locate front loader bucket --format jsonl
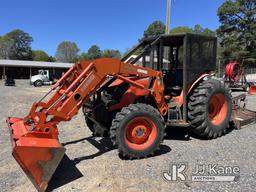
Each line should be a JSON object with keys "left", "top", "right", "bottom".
{"left": 7, "top": 117, "right": 66, "bottom": 192}
{"left": 249, "top": 85, "right": 256, "bottom": 95}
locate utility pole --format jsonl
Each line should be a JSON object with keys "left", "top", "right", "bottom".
{"left": 165, "top": 0, "right": 171, "bottom": 35}
{"left": 165, "top": 0, "right": 171, "bottom": 59}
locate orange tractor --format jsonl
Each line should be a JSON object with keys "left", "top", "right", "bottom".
{"left": 6, "top": 33, "right": 256, "bottom": 191}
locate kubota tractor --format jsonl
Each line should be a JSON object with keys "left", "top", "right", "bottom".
{"left": 6, "top": 33, "right": 256, "bottom": 191}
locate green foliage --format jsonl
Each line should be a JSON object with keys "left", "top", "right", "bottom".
{"left": 102, "top": 49, "right": 121, "bottom": 59}
{"left": 193, "top": 24, "right": 216, "bottom": 36}
{"left": 55, "top": 41, "right": 80, "bottom": 62}
{"left": 87, "top": 45, "right": 102, "bottom": 60}
{"left": 0, "top": 29, "right": 33, "bottom": 60}
{"left": 79, "top": 52, "right": 89, "bottom": 61}
{"left": 48, "top": 56, "right": 56, "bottom": 62}
{"left": 0, "top": 36, "right": 14, "bottom": 59}
{"left": 170, "top": 25, "right": 215, "bottom": 36}
{"left": 142, "top": 21, "right": 215, "bottom": 41}
{"left": 170, "top": 26, "right": 193, "bottom": 33}
{"left": 217, "top": 0, "right": 256, "bottom": 62}
{"left": 78, "top": 46, "right": 121, "bottom": 61}
{"left": 142, "top": 21, "right": 166, "bottom": 40}
{"left": 6, "top": 29, "right": 33, "bottom": 60}
{"left": 32, "top": 50, "right": 50, "bottom": 61}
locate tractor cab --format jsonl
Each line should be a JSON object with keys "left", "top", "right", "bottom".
{"left": 122, "top": 33, "right": 217, "bottom": 97}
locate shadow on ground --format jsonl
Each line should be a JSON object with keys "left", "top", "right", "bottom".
{"left": 47, "top": 135, "right": 172, "bottom": 191}
{"left": 47, "top": 136, "right": 115, "bottom": 191}
{"left": 71, "top": 136, "right": 115, "bottom": 164}
{"left": 165, "top": 126, "right": 191, "bottom": 141}
{"left": 165, "top": 123, "right": 236, "bottom": 141}
{"left": 46, "top": 124, "right": 236, "bottom": 191}
{"left": 47, "top": 154, "right": 83, "bottom": 192}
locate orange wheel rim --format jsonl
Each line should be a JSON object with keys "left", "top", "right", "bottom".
{"left": 124, "top": 116, "right": 157, "bottom": 150}
{"left": 208, "top": 93, "right": 228, "bottom": 126}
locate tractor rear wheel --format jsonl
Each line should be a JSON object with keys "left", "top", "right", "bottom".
{"left": 188, "top": 80, "right": 232, "bottom": 139}
{"left": 110, "top": 103, "right": 165, "bottom": 158}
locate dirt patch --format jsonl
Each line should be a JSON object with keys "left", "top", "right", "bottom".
{"left": 0, "top": 82, "right": 255, "bottom": 192}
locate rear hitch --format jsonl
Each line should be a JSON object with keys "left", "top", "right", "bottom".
{"left": 231, "top": 94, "right": 256, "bottom": 129}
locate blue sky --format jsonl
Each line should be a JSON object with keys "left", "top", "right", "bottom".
{"left": 0, "top": 0, "right": 224, "bottom": 56}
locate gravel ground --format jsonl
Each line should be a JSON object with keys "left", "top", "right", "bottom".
{"left": 0, "top": 80, "right": 255, "bottom": 192}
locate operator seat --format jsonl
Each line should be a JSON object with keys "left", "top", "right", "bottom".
{"left": 163, "top": 69, "right": 183, "bottom": 96}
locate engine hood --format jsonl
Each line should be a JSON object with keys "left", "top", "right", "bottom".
{"left": 30, "top": 75, "right": 44, "bottom": 83}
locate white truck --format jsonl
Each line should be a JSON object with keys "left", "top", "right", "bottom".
{"left": 30, "top": 70, "right": 54, "bottom": 87}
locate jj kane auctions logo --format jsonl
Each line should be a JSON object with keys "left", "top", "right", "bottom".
{"left": 162, "top": 163, "right": 240, "bottom": 182}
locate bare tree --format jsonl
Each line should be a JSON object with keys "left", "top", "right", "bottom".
{"left": 55, "top": 41, "right": 80, "bottom": 62}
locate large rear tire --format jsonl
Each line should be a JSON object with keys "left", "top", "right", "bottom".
{"left": 110, "top": 104, "right": 165, "bottom": 158}
{"left": 188, "top": 80, "right": 232, "bottom": 139}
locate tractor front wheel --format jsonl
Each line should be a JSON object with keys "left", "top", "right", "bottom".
{"left": 188, "top": 80, "right": 232, "bottom": 139}
{"left": 110, "top": 104, "right": 165, "bottom": 158}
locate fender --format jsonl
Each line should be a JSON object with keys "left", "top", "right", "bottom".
{"left": 188, "top": 73, "right": 211, "bottom": 94}
{"left": 173, "top": 73, "right": 210, "bottom": 106}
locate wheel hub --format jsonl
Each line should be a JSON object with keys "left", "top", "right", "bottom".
{"left": 125, "top": 116, "right": 157, "bottom": 150}
{"left": 208, "top": 93, "right": 228, "bottom": 126}
{"left": 133, "top": 126, "right": 146, "bottom": 137}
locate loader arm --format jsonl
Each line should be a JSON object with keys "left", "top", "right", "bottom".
{"left": 28, "top": 58, "right": 166, "bottom": 134}
{"left": 6, "top": 58, "right": 167, "bottom": 192}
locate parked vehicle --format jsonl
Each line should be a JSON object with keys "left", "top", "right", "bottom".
{"left": 4, "top": 77, "right": 15, "bottom": 86}
{"left": 30, "top": 70, "right": 53, "bottom": 87}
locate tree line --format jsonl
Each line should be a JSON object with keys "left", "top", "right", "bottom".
{"left": 55, "top": 43, "right": 121, "bottom": 63}
{"left": 0, "top": 30, "right": 121, "bottom": 63}
{"left": 0, "top": 0, "right": 255, "bottom": 65}
{"left": 140, "top": 0, "right": 256, "bottom": 64}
